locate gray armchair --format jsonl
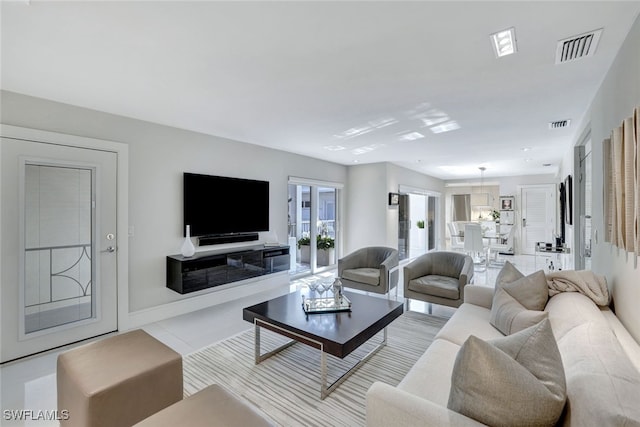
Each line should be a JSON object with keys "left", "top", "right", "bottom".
{"left": 403, "top": 251, "right": 474, "bottom": 311}
{"left": 338, "top": 247, "right": 399, "bottom": 295}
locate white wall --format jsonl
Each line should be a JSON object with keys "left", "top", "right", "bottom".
{"left": 345, "top": 162, "right": 446, "bottom": 253}
{"left": 1, "top": 91, "right": 348, "bottom": 314}
{"left": 568, "top": 14, "right": 640, "bottom": 342}
{"left": 344, "top": 163, "right": 388, "bottom": 253}
{"left": 496, "top": 174, "right": 559, "bottom": 196}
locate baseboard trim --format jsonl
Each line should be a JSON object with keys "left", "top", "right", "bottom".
{"left": 127, "top": 272, "right": 289, "bottom": 329}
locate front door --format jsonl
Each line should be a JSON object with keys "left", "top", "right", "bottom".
{"left": 1, "top": 138, "right": 118, "bottom": 362}
{"left": 520, "top": 184, "right": 557, "bottom": 255}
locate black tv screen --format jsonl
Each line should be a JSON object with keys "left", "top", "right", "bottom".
{"left": 183, "top": 173, "right": 269, "bottom": 237}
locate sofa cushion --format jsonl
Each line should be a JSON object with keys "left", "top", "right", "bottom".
{"left": 448, "top": 319, "right": 566, "bottom": 427}
{"left": 545, "top": 292, "right": 608, "bottom": 341}
{"left": 558, "top": 321, "right": 640, "bottom": 427}
{"left": 398, "top": 338, "right": 461, "bottom": 406}
{"left": 408, "top": 275, "right": 459, "bottom": 300}
{"left": 342, "top": 268, "right": 380, "bottom": 286}
{"left": 435, "top": 303, "right": 503, "bottom": 346}
{"left": 490, "top": 287, "right": 548, "bottom": 335}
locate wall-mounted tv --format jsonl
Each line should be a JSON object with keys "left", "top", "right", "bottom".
{"left": 183, "top": 173, "right": 269, "bottom": 237}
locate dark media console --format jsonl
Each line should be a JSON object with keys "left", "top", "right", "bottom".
{"left": 166, "top": 244, "right": 290, "bottom": 294}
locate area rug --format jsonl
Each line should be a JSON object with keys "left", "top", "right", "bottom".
{"left": 183, "top": 311, "right": 448, "bottom": 427}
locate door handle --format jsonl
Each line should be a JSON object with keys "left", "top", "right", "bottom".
{"left": 522, "top": 218, "right": 526, "bottom": 227}
{"left": 102, "top": 246, "right": 116, "bottom": 253}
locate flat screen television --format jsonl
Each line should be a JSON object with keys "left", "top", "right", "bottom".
{"left": 183, "top": 172, "right": 269, "bottom": 237}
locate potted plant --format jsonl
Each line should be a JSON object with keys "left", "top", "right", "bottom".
{"left": 316, "top": 235, "right": 335, "bottom": 266}
{"left": 296, "top": 234, "right": 335, "bottom": 266}
{"left": 490, "top": 209, "right": 500, "bottom": 223}
{"left": 297, "top": 235, "right": 311, "bottom": 263}
{"left": 416, "top": 220, "right": 425, "bottom": 229}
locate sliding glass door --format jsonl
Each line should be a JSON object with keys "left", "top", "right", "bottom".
{"left": 288, "top": 178, "right": 341, "bottom": 276}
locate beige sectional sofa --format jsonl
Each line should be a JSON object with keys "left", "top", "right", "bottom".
{"left": 366, "top": 284, "right": 640, "bottom": 426}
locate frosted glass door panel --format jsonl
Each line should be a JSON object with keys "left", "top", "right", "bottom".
{"left": 2, "top": 136, "right": 118, "bottom": 363}
{"left": 24, "top": 164, "right": 94, "bottom": 333}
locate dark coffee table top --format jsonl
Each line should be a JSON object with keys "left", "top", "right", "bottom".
{"left": 243, "top": 291, "right": 403, "bottom": 358}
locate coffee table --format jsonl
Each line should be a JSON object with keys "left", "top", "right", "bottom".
{"left": 242, "top": 291, "right": 403, "bottom": 399}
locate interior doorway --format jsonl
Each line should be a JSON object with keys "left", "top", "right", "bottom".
{"left": 397, "top": 187, "right": 440, "bottom": 261}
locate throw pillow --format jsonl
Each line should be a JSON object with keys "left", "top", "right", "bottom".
{"left": 490, "top": 287, "right": 548, "bottom": 335}
{"left": 448, "top": 319, "right": 566, "bottom": 427}
{"left": 494, "top": 260, "right": 523, "bottom": 289}
{"left": 495, "top": 262, "right": 548, "bottom": 310}
{"left": 502, "top": 269, "right": 549, "bottom": 311}
{"left": 490, "top": 265, "right": 549, "bottom": 335}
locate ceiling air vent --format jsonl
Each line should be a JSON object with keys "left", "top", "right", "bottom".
{"left": 555, "top": 29, "right": 603, "bottom": 64}
{"left": 549, "top": 120, "right": 571, "bottom": 130}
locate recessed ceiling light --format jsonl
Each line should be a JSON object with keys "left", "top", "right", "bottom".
{"left": 521, "top": 147, "right": 532, "bottom": 152}
{"left": 490, "top": 27, "right": 517, "bottom": 58}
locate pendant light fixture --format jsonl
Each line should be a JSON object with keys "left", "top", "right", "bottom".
{"left": 471, "top": 166, "right": 492, "bottom": 209}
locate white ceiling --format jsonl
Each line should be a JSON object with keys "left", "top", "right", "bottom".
{"left": 2, "top": 1, "right": 640, "bottom": 180}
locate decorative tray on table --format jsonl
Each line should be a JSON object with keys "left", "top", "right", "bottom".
{"left": 302, "top": 294, "right": 352, "bottom": 314}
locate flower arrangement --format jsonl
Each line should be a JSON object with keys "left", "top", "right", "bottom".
{"left": 297, "top": 234, "right": 335, "bottom": 249}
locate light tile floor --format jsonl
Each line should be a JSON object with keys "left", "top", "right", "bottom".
{"left": 0, "top": 255, "right": 537, "bottom": 426}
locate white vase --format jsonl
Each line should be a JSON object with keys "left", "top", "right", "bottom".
{"left": 181, "top": 225, "right": 196, "bottom": 257}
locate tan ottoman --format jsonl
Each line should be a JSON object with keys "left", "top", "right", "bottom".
{"left": 133, "top": 384, "right": 275, "bottom": 427}
{"left": 57, "top": 329, "right": 183, "bottom": 427}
